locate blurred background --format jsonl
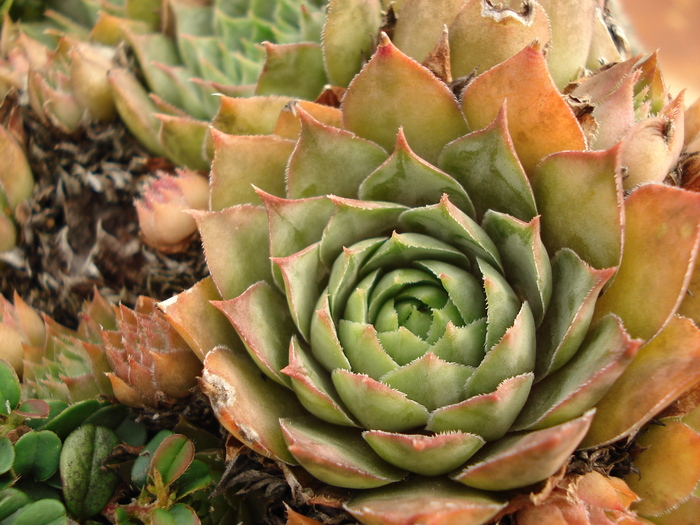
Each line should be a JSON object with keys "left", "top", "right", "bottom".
{"left": 618, "top": 0, "right": 700, "bottom": 102}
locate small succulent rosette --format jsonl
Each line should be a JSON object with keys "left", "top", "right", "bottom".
{"left": 103, "top": 296, "right": 202, "bottom": 408}
{"left": 160, "top": 30, "right": 700, "bottom": 524}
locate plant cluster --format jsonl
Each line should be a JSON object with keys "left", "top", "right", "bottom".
{"left": 1, "top": 1, "right": 700, "bottom": 524}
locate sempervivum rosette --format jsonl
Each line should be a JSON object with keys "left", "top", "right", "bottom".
{"left": 161, "top": 37, "right": 700, "bottom": 524}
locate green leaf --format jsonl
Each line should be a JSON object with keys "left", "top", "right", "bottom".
{"left": 256, "top": 42, "right": 327, "bottom": 100}
{"left": 13, "top": 431, "right": 62, "bottom": 481}
{"left": 131, "top": 430, "right": 173, "bottom": 489}
{"left": 172, "top": 460, "right": 212, "bottom": 499}
{"left": 83, "top": 405, "right": 129, "bottom": 430}
{"left": 151, "top": 504, "right": 199, "bottom": 525}
{"left": 0, "top": 488, "right": 31, "bottom": 521}
{"left": 42, "top": 400, "right": 105, "bottom": 440}
{"left": 0, "top": 360, "right": 20, "bottom": 416}
{"left": 60, "top": 424, "right": 120, "bottom": 519}
{"left": 114, "top": 417, "right": 147, "bottom": 448}
{"left": 280, "top": 417, "right": 406, "bottom": 489}
{"left": 150, "top": 435, "right": 195, "bottom": 487}
{"left": 0, "top": 438, "right": 14, "bottom": 475}
{"left": 10, "top": 499, "right": 67, "bottom": 525}
{"left": 24, "top": 400, "right": 68, "bottom": 431}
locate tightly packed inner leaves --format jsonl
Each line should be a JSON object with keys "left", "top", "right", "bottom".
{"left": 4, "top": 0, "right": 700, "bottom": 524}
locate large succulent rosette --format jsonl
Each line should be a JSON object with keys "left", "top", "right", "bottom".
{"left": 162, "top": 37, "right": 700, "bottom": 523}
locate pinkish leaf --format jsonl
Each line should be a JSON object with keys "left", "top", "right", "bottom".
{"left": 453, "top": 411, "right": 594, "bottom": 490}
{"left": 363, "top": 430, "right": 484, "bottom": 476}
{"left": 346, "top": 477, "right": 507, "bottom": 525}
{"left": 213, "top": 281, "right": 295, "bottom": 388}
{"left": 201, "top": 346, "right": 306, "bottom": 464}
{"left": 280, "top": 417, "right": 406, "bottom": 489}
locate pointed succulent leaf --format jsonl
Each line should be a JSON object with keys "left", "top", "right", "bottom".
{"left": 532, "top": 146, "right": 623, "bottom": 271}
{"left": 536, "top": 249, "right": 615, "bottom": 378}
{"left": 338, "top": 321, "right": 398, "bottom": 379}
{"left": 380, "top": 353, "right": 473, "bottom": 411}
{"left": 273, "top": 100, "right": 344, "bottom": 140}
{"left": 428, "top": 374, "right": 533, "bottom": 441}
{"left": 343, "top": 34, "right": 469, "bottom": 165}
{"left": 453, "top": 410, "right": 594, "bottom": 490}
{"left": 626, "top": 420, "right": 700, "bottom": 517}
{"left": 282, "top": 337, "right": 357, "bottom": 427}
{"left": 346, "top": 477, "right": 507, "bottom": 525}
{"left": 514, "top": 315, "right": 641, "bottom": 431}
{"left": 286, "top": 109, "right": 388, "bottom": 199}
{"left": 13, "top": 431, "right": 61, "bottom": 481}
{"left": 210, "top": 130, "right": 295, "bottom": 210}
{"left": 194, "top": 205, "right": 272, "bottom": 300}
{"left": 60, "top": 424, "right": 120, "bottom": 520}
{"left": 391, "top": 0, "right": 465, "bottom": 63}
{"left": 476, "top": 259, "right": 521, "bottom": 352}
{"left": 363, "top": 430, "right": 485, "bottom": 476}
{"left": 399, "top": 196, "right": 501, "bottom": 270}
{"left": 319, "top": 197, "right": 406, "bottom": 269}
{"left": 482, "top": 211, "right": 551, "bottom": 325}
{"left": 322, "top": 0, "right": 383, "bottom": 87}
{"left": 465, "top": 302, "right": 535, "bottom": 397}
{"left": 589, "top": 70, "right": 638, "bottom": 150}
{"left": 359, "top": 129, "right": 474, "bottom": 214}
{"left": 438, "top": 103, "right": 537, "bottom": 222}
{"left": 310, "top": 294, "right": 353, "bottom": 371}
{"left": 201, "top": 347, "right": 307, "bottom": 464}
{"left": 213, "top": 281, "right": 295, "bottom": 387}
{"left": 124, "top": 31, "right": 181, "bottom": 106}
{"left": 280, "top": 417, "right": 406, "bottom": 489}
{"left": 256, "top": 42, "right": 327, "bottom": 100}
{"left": 448, "top": 0, "right": 551, "bottom": 78}
{"left": 108, "top": 68, "right": 165, "bottom": 156}
{"left": 593, "top": 184, "right": 700, "bottom": 340}
{"left": 0, "top": 124, "right": 33, "bottom": 210}
{"left": 332, "top": 369, "right": 430, "bottom": 432}
{"left": 212, "top": 95, "right": 292, "bottom": 136}
{"left": 461, "top": 45, "right": 586, "bottom": 175}
{"left": 160, "top": 277, "right": 241, "bottom": 361}
{"left": 157, "top": 114, "right": 210, "bottom": 171}
{"left": 583, "top": 315, "right": 700, "bottom": 447}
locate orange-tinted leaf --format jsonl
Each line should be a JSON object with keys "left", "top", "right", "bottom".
{"left": 461, "top": 45, "right": 586, "bottom": 176}
{"left": 583, "top": 316, "right": 700, "bottom": 447}
{"left": 593, "top": 184, "right": 700, "bottom": 340}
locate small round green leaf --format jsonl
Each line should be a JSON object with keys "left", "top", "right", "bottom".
{"left": 0, "top": 488, "right": 31, "bottom": 520}
{"left": 60, "top": 424, "right": 120, "bottom": 519}
{"left": 12, "top": 498, "right": 67, "bottom": 525}
{"left": 131, "top": 430, "right": 173, "bottom": 489}
{"left": 13, "top": 431, "right": 62, "bottom": 481}
{"left": 0, "top": 438, "right": 15, "bottom": 474}
{"left": 150, "top": 435, "right": 195, "bottom": 487}
{"left": 0, "top": 360, "right": 21, "bottom": 416}
{"left": 14, "top": 399, "right": 51, "bottom": 420}
{"left": 151, "top": 503, "right": 198, "bottom": 525}
{"left": 42, "top": 400, "right": 105, "bottom": 439}
{"left": 25, "top": 400, "right": 69, "bottom": 430}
